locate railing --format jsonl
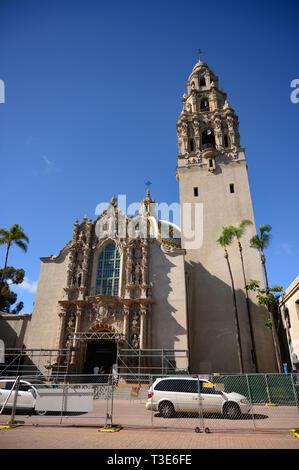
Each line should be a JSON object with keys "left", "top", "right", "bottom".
{"left": 201, "top": 142, "right": 216, "bottom": 150}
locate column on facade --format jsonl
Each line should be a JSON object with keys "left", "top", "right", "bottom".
{"left": 66, "top": 245, "right": 77, "bottom": 287}
{"left": 81, "top": 219, "right": 93, "bottom": 291}
{"left": 141, "top": 241, "right": 149, "bottom": 298}
{"left": 210, "top": 87, "right": 218, "bottom": 110}
{"left": 214, "top": 132, "right": 223, "bottom": 150}
{"left": 123, "top": 304, "right": 130, "bottom": 342}
{"left": 226, "top": 115, "right": 236, "bottom": 146}
{"left": 139, "top": 304, "right": 147, "bottom": 350}
{"left": 55, "top": 304, "right": 67, "bottom": 361}
{"left": 191, "top": 90, "right": 197, "bottom": 113}
{"left": 193, "top": 121, "right": 200, "bottom": 151}
{"left": 125, "top": 245, "right": 133, "bottom": 298}
{"left": 71, "top": 305, "right": 83, "bottom": 364}
{"left": 180, "top": 121, "right": 188, "bottom": 154}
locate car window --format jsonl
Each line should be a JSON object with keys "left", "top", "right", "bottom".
{"left": 154, "top": 380, "right": 179, "bottom": 392}
{"left": 176, "top": 380, "right": 198, "bottom": 393}
{"left": 4, "top": 381, "right": 14, "bottom": 390}
{"left": 32, "top": 384, "right": 51, "bottom": 389}
{"left": 154, "top": 379, "right": 199, "bottom": 393}
{"left": 0, "top": 381, "right": 6, "bottom": 390}
{"left": 18, "top": 384, "right": 31, "bottom": 392}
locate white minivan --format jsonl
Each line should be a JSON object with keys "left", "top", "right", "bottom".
{"left": 146, "top": 377, "right": 251, "bottom": 419}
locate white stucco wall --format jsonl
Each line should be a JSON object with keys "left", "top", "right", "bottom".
{"left": 279, "top": 275, "right": 299, "bottom": 370}
{"left": 178, "top": 158, "right": 277, "bottom": 373}
{"left": 25, "top": 250, "right": 70, "bottom": 351}
{"left": 149, "top": 240, "right": 188, "bottom": 369}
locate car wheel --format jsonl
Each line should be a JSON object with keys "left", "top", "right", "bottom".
{"left": 36, "top": 410, "right": 47, "bottom": 416}
{"left": 224, "top": 402, "right": 241, "bottom": 420}
{"left": 158, "top": 401, "right": 175, "bottom": 418}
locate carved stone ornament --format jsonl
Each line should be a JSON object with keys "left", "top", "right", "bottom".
{"left": 96, "top": 305, "right": 109, "bottom": 323}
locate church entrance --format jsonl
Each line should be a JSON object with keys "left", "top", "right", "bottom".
{"left": 83, "top": 338, "right": 117, "bottom": 376}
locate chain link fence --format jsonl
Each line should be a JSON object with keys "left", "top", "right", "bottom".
{"left": 0, "top": 373, "right": 298, "bottom": 432}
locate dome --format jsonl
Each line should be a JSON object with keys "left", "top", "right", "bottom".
{"left": 149, "top": 217, "right": 181, "bottom": 248}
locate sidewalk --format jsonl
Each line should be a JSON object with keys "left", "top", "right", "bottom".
{"left": 1, "top": 425, "right": 299, "bottom": 449}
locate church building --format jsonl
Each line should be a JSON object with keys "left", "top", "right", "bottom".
{"left": 0, "top": 54, "right": 278, "bottom": 376}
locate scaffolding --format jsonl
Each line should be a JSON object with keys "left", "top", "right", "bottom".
{"left": 0, "top": 333, "right": 189, "bottom": 381}
{"left": 71, "top": 331, "right": 189, "bottom": 379}
{"left": 0, "top": 348, "right": 70, "bottom": 379}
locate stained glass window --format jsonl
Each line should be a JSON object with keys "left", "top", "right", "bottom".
{"left": 96, "top": 243, "right": 120, "bottom": 296}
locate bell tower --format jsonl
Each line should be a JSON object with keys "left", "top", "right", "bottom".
{"left": 176, "top": 52, "right": 277, "bottom": 373}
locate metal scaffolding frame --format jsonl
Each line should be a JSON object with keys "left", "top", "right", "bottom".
{"left": 70, "top": 332, "right": 124, "bottom": 341}
{"left": 0, "top": 348, "right": 70, "bottom": 379}
{"left": 70, "top": 331, "right": 189, "bottom": 378}
{"left": 0, "top": 332, "right": 189, "bottom": 381}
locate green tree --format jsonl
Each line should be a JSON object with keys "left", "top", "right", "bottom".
{"left": 228, "top": 219, "right": 258, "bottom": 371}
{"left": 217, "top": 227, "right": 244, "bottom": 373}
{"left": 249, "top": 225, "right": 283, "bottom": 372}
{"left": 0, "top": 266, "right": 25, "bottom": 313}
{"left": 0, "top": 224, "right": 29, "bottom": 289}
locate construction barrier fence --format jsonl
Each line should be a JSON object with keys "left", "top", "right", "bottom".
{"left": 0, "top": 373, "right": 298, "bottom": 432}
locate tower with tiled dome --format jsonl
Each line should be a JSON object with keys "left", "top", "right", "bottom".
{"left": 176, "top": 52, "right": 277, "bottom": 373}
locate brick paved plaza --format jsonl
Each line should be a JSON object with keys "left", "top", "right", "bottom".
{"left": 1, "top": 424, "right": 299, "bottom": 449}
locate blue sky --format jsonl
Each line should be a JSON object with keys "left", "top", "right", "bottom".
{"left": 0, "top": 0, "right": 298, "bottom": 313}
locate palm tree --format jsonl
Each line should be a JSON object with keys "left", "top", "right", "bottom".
{"left": 228, "top": 220, "right": 258, "bottom": 372}
{"left": 250, "top": 225, "right": 282, "bottom": 372}
{"left": 0, "top": 224, "right": 29, "bottom": 288}
{"left": 217, "top": 227, "right": 244, "bottom": 373}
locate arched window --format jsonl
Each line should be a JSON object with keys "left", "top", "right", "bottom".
{"left": 96, "top": 243, "right": 120, "bottom": 296}
{"left": 189, "top": 138, "right": 195, "bottom": 152}
{"left": 200, "top": 98, "right": 210, "bottom": 111}
{"left": 202, "top": 129, "right": 215, "bottom": 149}
{"left": 224, "top": 134, "right": 229, "bottom": 148}
{"left": 199, "top": 76, "right": 206, "bottom": 87}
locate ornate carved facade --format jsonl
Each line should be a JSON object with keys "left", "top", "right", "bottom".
{"left": 42, "top": 190, "right": 187, "bottom": 373}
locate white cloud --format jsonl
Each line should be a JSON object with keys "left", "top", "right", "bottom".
{"left": 275, "top": 243, "right": 293, "bottom": 256}
{"left": 17, "top": 277, "right": 38, "bottom": 294}
{"left": 42, "top": 155, "right": 60, "bottom": 174}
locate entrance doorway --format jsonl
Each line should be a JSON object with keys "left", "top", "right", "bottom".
{"left": 83, "top": 338, "right": 117, "bottom": 375}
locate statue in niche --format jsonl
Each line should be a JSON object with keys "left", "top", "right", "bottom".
{"left": 181, "top": 122, "right": 188, "bottom": 136}
{"left": 133, "top": 262, "right": 142, "bottom": 285}
{"left": 67, "top": 314, "right": 75, "bottom": 332}
{"left": 131, "top": 311, "right": 140, "bottom": 333}
{"left": 96, "top": 305, "right": 108, "bottom": 323}
{"left": 130, "top": 333, "right": 139, "bottom": 349}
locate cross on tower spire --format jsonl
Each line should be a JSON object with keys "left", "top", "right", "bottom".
{"left": 197, "top": 49, "right": 203, "bottom": 61}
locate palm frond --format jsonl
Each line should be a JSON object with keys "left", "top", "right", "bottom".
{"left": 261, "top": 232, "right": 271, "bottom": 248}
{"left": 240, "top": 219, "right": 253, "bottom": 230}
{"left": 217, "top": 227, "right": 234, "bottom": 247}
{"left": 250, "top": 234, "right": 262, "bottom": 249}
{"left": 228, "top": 225, "right": 241, "bottom": 239}
{"left": 14, "top": 240, "right": 28, "bottom": 253}
{"left": 260, "top": 224, "right": 272, "bottom": 236}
